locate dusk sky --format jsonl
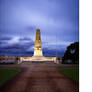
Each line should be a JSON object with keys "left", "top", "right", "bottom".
{"left": 0, "top": 0, "right": 79, "bottom": 56}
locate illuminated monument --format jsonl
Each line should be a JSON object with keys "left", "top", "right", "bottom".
{"left": 20, "top": 29, "right": 56, "bottom": 61}
{"left": 34, "top": 29, "right": 43, "bottom": 56}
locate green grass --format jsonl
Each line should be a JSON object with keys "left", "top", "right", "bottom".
{"left": 58, "top": 67, "right": 79, "bottom": 82}
{"left": 0, "top": 68, "right": 21, "bottom": 86}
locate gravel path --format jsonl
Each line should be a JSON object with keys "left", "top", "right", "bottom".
{"left": 0, "top": 63, "right": 79, "bottom": 92}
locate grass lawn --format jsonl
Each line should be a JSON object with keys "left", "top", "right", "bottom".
{"left": 0, "top": 68, "right": 21, "bottom": 86}
{"left": 58, "top": 67, "right": 79, "bottom": 82}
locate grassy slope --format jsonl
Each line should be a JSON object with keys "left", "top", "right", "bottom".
{"left": 58, "top": 67, "right": 79, "bottom": 82}
{"left": 0, "top": 69, "right": 21, "bottom": 86}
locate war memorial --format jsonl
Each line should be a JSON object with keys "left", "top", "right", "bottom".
{"left": 0, "top": 29, "right": 79, "bottom": 92}
{"left": 20, "top": 29, "right": 56, "bottom": 62}
{"left": 0, "top": 0, "right": 79, "bottom": 91}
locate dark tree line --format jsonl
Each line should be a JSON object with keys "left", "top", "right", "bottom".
{"left": 62, "top": 42, "right": 79, "bottom": 64}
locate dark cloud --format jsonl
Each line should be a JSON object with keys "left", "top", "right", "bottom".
{"left": 0, "top": 0, "right": 79, "bottom": 56}
{"left": 19, "top": 37, "right": 32, "bottom": 41}
{"left": 4, "top": 45, "right": 21, "bottom": 49}
{"left": 0, "top": 37, "right": 12, "bottom": 41}
{"left": 0, "top": 36, "right": 34, "bottom": 56}
{"left": 26, "top": 26, "right": 36, "bottom": 31}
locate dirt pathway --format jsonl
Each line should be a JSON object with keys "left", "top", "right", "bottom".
{"left": 0, "top": 63, "right": 79, "bottom": 92}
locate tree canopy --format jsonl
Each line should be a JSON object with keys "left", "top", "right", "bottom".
{"left": 62, "top": 42, "right": 79, "bottom": 64}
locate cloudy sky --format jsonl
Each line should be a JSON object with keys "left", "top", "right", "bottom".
{"left": 0, "top": 0, "right": 79, "bottom": 56}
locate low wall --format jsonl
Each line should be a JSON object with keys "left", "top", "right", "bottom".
{"left": 20, "top": 56, "right": 56, "bottom": 61}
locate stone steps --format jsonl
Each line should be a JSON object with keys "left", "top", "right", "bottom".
{"left": 21, "top": 61, "right": 54, "bottom": 64}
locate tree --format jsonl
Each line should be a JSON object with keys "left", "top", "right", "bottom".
{"left": 62, "top": 42, "right": 79, "bottom": 64}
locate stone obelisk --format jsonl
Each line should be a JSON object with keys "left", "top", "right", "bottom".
{"left": 33, "top": 29, "right": 43, "bottom": 56}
